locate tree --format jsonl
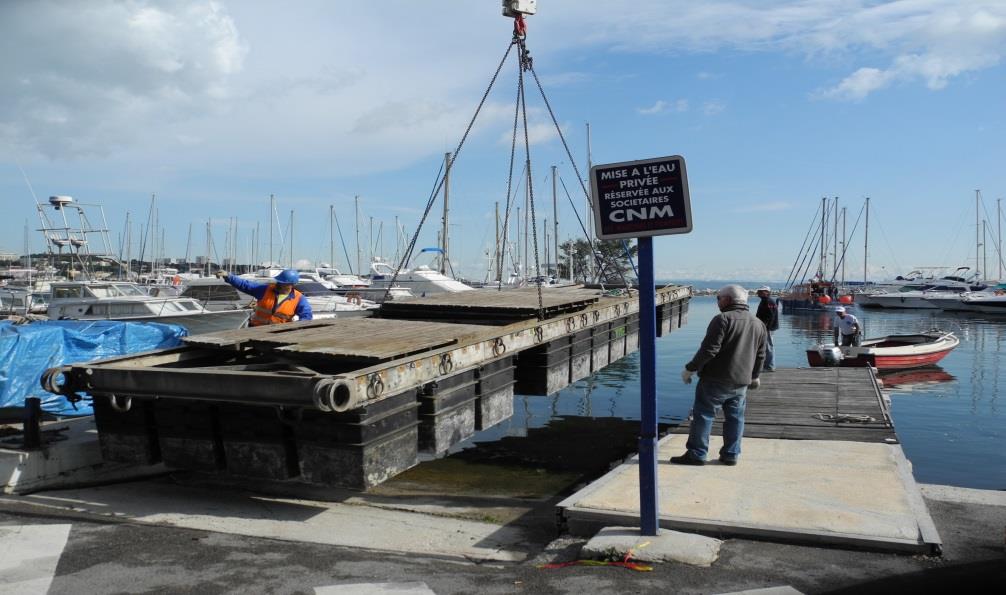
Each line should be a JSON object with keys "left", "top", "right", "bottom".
{"left": 559, "top": 238, "right": 637, "bottom": 284}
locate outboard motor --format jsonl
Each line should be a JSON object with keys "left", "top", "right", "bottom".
{"left": 818, "top": 345, "right": 844, "bottom": 366}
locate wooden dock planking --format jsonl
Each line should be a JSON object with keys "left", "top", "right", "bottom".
{"left": 671, "top": 367, "right": 897, "bottom": 443}
{"left": 272, "top": 319, "right": 493, "bottom": 362}
{"left": 378, "top": 287, "right": 602, "bottom": 322}
{"left": 182, "top": 319, "right": 341, "bottom": 350}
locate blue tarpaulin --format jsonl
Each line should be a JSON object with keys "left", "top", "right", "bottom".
{"left": 0, "top": 320, "right": 187, "bottom": 416}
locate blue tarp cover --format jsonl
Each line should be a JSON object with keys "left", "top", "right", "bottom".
{"left": 0, "top": 320, "right": 187, "bottom": 416}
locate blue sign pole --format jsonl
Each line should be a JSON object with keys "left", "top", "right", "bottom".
{"left": 637, "top": 236, "right": 659, "bottom": 535}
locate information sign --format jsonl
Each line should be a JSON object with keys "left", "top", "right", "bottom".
{"left": 590, "top": 155, "right": 692, "bottom": 240}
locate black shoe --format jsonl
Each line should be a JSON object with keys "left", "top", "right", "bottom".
{"left": 718, "top": 456, "right": 738, "bottom": 466}
{"left": 670, "top": 452, "right": 705, "bottom": 466}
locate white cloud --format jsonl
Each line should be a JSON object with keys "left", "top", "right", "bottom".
{"left": 702, "top": 100, "right": 726, "bottom": 115}
{"left": 543, "top": 0, "right": 1006, "bottom": 101}
{"left": 637, "top": 100, "right": 668, "bottom": 115}
{"left": 496, "top": 118, "right": 565, "bottom": 146}
{"left": 0, "top": 1, "right": 248, "bottom": 159}
{"left": 637, "top": 99, "right": 688, "bottom": 115}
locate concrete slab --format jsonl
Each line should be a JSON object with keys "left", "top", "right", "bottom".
{"left": 0, "top": 479, "right": 532, "bottom": 562}
{"left": 920, "top": 483, "right": 1006, "bottom": 507}
{"left": 714, "top": 587, "right": 804, "bottom": 595}
{"left": 558, "top": 434, "right": 941, "bottom": 553}
{"left": 0, "top": 523, "right": 71, "bottom": 594}
{"left": 0, "top": 417, "right": 167, "bottom": 494}
{"left": 315, "top": 582, "right": 436, "bottom": 594}
{"left": 581, "top": 526, "right": 722, "bottom": 566}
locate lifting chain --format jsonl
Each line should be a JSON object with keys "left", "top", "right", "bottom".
{"left": 580, "top": 313, "right": 589, "bottom": 328}
{"left": 533, "top": 326, "right": 544, "bottom": 342}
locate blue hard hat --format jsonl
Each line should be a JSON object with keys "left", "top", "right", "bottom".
{"left": 274, "top": 269, "right": 300, "bottom": 284}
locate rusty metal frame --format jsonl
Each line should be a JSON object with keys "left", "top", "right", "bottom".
{"left": 46, "top": 286, "right": 690, "bottom": 413}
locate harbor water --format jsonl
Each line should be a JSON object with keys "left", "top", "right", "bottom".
{"left": 463, "top": 293, "right": 1005, "bottom": 491}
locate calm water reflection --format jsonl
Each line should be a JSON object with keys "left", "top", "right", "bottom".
{"left": 466, "top": 296, "right": 1004, "bottom": 490}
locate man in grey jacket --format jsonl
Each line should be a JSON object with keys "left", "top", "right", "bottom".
{"left": 672, "top": 284, "right": 767, "bottom": 466}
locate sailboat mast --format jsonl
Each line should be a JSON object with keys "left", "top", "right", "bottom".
{"left": 441, "top": 152, "right": 451, "bottom": 274}
{"left": 863, "top": 197, "right": 870, "bottom": 285}
{"left": 976, "top": 189, "right": 982, "bottom": 281}
{"left": 552, "top": 165, "right": 558, "bottom": 278}
{"left": 585, "top": 122, "right": 593, "bottom": 279}
{"left": 833, "top": 197, "right": 838, "bottom": 280}
{"left": 269, "top": 194, "right": 275, "bottom": 267}
{"left": 125, "top": 212, "right": 132, "bottom": 278}
{"left": 983, "top": 220, "right": 988, "bottom": 281}
{"left": 494, "top": 201, "right": 501, "bottom": 283}
{"left": 205, "top": 220, "right": 211, "bottom": 274}
{"left": 289, "top": 210, "right": 294, "bottom": 269}
{"left": 841, "top": 207, "right": 847, "bottom": 285}
{"left": 329, "top": 205, "right": 334, "bottom": 269}
{"left": 819, "top": 196, "right": 826, "bottom": 278}
{"left": 999, "top": 198, "right": 1002, "bottom": 280}
{"left": 360, "top": 198, "right": 364, "bottom": 273}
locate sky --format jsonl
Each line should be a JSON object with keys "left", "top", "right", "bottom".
{"left": 1, "top": 0, "right": 1004, "bottom": 282}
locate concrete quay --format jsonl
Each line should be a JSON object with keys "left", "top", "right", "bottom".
{"left": 0, "top": 474, "right": 1002, "bottom": 594}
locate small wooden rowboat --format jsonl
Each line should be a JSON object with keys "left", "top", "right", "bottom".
{"left": 807, "top": 331, "right": 959, "bottom": 369}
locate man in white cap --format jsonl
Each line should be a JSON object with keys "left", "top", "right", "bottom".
{"left": 833, "top": 306, "right": 861, "bottom": 346}
{"left": 755, "top": 286, "right": 779, "bottom": 371}
{"left": 672, "top": 284, "right": 766, "bottom": 466}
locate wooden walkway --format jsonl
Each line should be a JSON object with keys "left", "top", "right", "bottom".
{"left": 671, "top": 367, "right": 897, "bottom": 443}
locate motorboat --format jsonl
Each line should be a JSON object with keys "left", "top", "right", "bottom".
{"left": 957, "top": 288, "right": 1006, "bottom": 314}
{"left": 857, "top": 273, "right": 985, "bottom": 309}
{"left": 368, "top": 259, "right": 474, "bottom": 297}
{"left": 0, "top": 286, "right": 48, "bottom": 315}
{"left": 807, "top": 330, "right": 959, "bottom": 369}
{"left": 46, "top": 281, "right": 250, "bottom": 335}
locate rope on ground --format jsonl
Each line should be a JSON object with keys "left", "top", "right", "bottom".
{"left": 537, "top": 543, "right": 653, "bottom": 572}
{"left": 813, "top": 413, "right": 877, "bottom": 423}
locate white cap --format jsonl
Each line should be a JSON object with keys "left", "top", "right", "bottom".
{"left": 835, "top": 306, "right": 845, "bottom": 313}
{"left": 757, "top": 285, "right": 771, "bottom": 292}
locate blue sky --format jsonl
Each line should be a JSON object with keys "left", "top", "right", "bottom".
{"left": 1, "top": 1, "right": 1004, "bottom": 281}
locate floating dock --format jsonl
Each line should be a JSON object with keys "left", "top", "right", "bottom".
{"left": 43, "top": 286, "right": 690, "bottom": 491}
{"left": 557, "top": 367, "right": 943, "bottom": 554}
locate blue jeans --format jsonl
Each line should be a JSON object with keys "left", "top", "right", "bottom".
{"left": 685, "top": 378, "right": 748, "bottom": 460}
{"left": 763, "top": 332, "right": 775, "bottom": 371}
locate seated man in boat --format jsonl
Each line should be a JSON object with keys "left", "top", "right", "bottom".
{"left": 216, "top": 269, "right": 313, "bottom": 326}
{"left": 833, "top": 306, "right": 861, "bottom": 346}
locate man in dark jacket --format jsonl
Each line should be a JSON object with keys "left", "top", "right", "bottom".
{"left": 755, "top": 285, "right": 779, "bottom": 371}
{"left": 672, "top": 284, "right": 767, "bottom": 466}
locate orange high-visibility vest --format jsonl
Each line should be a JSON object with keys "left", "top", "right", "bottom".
{"left": 250, "top": 286, "right": 303, "bottom": 326}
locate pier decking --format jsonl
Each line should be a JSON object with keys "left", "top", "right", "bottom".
{"left": 558, "top": 367, "right": 942, "bottom": 554}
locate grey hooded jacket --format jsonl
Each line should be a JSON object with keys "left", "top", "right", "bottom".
{"left": 685, "top": 303, "right": 767, "bottom": 385}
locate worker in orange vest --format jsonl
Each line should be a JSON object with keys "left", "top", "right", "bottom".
{"left": 216, "top": 269, "right": 313, "bottom": 326}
